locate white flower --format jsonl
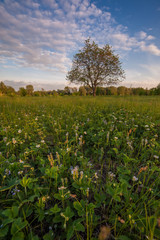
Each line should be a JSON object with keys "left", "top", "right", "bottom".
{"left": 153, "top": 155, "right": 159, "bottom": 159}
{"left": 132, "top": 176, "right": 138, "bottom": 182}
{"left": 3, "top": 137, "right": 7, "bottom": 142}
{"left": 36, "top": 144, "right": 40, "bottom": 148}
{"left": 18, "top": 129, "right": 22, "bottom": 133}
{"left": 41, "top": 140, "right": 45, "bottom": 143}
{"left": 58, "top": 186, "right": 67, "bottom": 190}
{"left": 108, "top": 171, "right": 116, "bottom": 179}
{"left": 114, "top": 137, "right": 118, "bottom": 140}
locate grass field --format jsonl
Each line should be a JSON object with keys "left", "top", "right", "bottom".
{"left": 0, "top": 96, "right": 160, "bottom": 240}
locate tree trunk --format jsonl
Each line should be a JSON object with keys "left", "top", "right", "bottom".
{"left": 93, "top": 87, "right": 96, "bottom": 96}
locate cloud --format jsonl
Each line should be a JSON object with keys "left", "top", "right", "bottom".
{"left": 125, "top": 68, "right": 160, "bottom": 88}
{"left": 0, "top": 0, "right": 160, "bottom": 78}
{"left": 140, "top": 42, "right": 160, "bottom": 56}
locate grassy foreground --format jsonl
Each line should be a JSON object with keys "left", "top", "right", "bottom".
{"left": 0, "top": 96, "right": 160, "bottom": 240}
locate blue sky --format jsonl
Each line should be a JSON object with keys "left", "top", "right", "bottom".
{"left": 0, "top": 0, "right": 160, "bottom": 90}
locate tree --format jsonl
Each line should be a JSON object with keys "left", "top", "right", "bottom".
{"left": 26, "top": 85, "right": 34, "bottom": 95}
{"left": 19, "top": 87, "right": 27, "bottom": 96}
{"left": 66, "top": 39, "right": 125, "bottom": 96}
{"left": 0, "top": 82, "right": 7, "bottom": 94}
{"left": 79, "top": 86, "right": 86, "bottom": 96}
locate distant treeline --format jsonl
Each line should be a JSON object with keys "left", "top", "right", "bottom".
{"left": 0, "top": 81, "right": 160, "bottom": 96}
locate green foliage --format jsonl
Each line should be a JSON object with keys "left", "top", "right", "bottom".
{"left": 0, "top": 96, "right": 160, "bottom": 239}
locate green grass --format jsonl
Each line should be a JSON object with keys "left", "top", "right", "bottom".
{"left": 0, "top": 96, "right": 160, "bottom": 240}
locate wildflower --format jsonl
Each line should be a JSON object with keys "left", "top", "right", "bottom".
{"left": 41, "top": 140, "right": 45, "bottom": 143}
{"left": 95, "top": 172, "right": 98, "bottom": 179}
{"left": 70, "top": 194, "right": 77, "bottom": 198}
{"left": 19, "top": 159, "right": 24, "bottom": 163}
{"left": 66, "top": 148, "right": 70, "bottom": 152}
{"left": 153, "top": 155, "right": 159, "bottom": 159}
{"left": 72, "top": 166, "right": 79, "bottom": 180}
{"left": 98, "top": 226, "right": 111, "bottom": 240}
{"left": 58, "top": 186, "right": 67, "bottom": 190}
{"left": 18, "top": 171, "right": 23, "bottom": 175}
{"left": 42, "top": 196, "right": 47, "bottom": 202}
{"left": 49, "top": 226, "right": 52, "bottom": 230}
{"left": 84, "top": 131, "right": 87, "bottom": 134}
{"left": 86, "top": 188, "right": 89, "bottom": 198}
{"left": 114, "top": 137, "right": 118, "bottom": 140}
{"left": 5, "top": 169, "right": 11, "bottom": 175}
{"left": 132, "top": 176, "right": 138, "bottom": 182}
{"left": 3, "top": 137, "right": 7, "bottom": 142}
{"left": 12, "top": 138, "right": 17, "bottom": 144}
{"left": 138, "top": 166, "right": 148, "bottom": 175}
{"left": 35, "top": 117, "right": 38, "bottom": 120}
{"left": 36, "top": 144, "right": 40, "bottom": 148}
{"left": 18, "top": 129, "right": 22, "bottom": 133}
{"left": 11, "top": 187, "right": 20, "bottom": 195}
{"left": 118, "top": 217, "right": 125, "bottom": 224}
{"left": 108, "top": 171, "right": 116, "bottom": 180}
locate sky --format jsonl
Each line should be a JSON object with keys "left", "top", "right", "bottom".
{"left": 0, "top": 0, "right": 160, "bottom": 90}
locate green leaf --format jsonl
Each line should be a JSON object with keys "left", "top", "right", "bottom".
{"left": 12, "top": 206, "right": 19, "bottom": 218}
{"left": 54, "top": 193, "right": 62, "bottom": 200}
{"left": 113, "top": 148, "right": 118, "bottom": 154}
{"left": 94, "top": 192, "right": 106, "bottom": 203}
{"left": 73, "top": 201, "right": 85, "bottom": 216}
{"left": 53, "top": 215, "right": 62, "bottom": 223}
{"left": 28, "top": 195, "right": 38, "bottom": 202}
{"left": 0, "top": 225, "right": 9, "bottom": 237}
{"left": 65, "top": 206, "right": 74, "bottom": 219}
{"left": 74, "top": 222, "right": 85, "bottom": 232}
{"left": 0, "top": 179, "right": 20, "bottom": 192}
{"left": 43, "top": 230, "right": 54, "bottom": 240}
{"left": 49, "top": 204, "right": 61, "bottom": 214}
{"left": 67, "top": 226, "right": 74, "bottom": 240}
{"left": 87, "top": 203, "right": 95, "bottom": 211}
{"left": 12, "top": 231, "right": 24, "bottom": 240}
{"left": 107, "top": 186, "right": 115, "bottom": 196}
{"left": 73, "top": 202, "right": 82, "bottom": 211}
{"left": 3, "top": 218, "right": 14, "bottom": 226}
{"left": 2, "top": 209, "right": 12, "bottom": 218}
{"left": 11, "top": 218, "right": 28, "bottom": 235}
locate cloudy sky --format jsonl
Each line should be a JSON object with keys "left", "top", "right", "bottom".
{"left": 0, "top": 0, "right": 160, "bottom": 90}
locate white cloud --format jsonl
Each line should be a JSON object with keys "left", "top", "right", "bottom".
{"left": 140, "top": 42, "right": 160, "bottom": 56}
{"left": 138, "top": 31, "right": 147, "bottom": 39}
{"left": 125, "top": 68, "right": 160, "bottom": 88}
{"left": 0, "top": 0, "right": 160, "bottom": 80}
{"left": 146, "top": 35, "right": 155, "bottom": 40}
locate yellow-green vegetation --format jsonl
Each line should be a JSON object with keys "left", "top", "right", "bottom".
{"left": 0, "top": 96, "right": 160, "bottom": 240}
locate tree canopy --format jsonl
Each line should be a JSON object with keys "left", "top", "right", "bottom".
{"left": 66, "top": 39, "right": 125, "bottom": 96}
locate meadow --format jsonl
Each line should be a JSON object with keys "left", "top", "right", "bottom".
{"left": 0, "top": 96, "right": 160, "bottom": 240}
